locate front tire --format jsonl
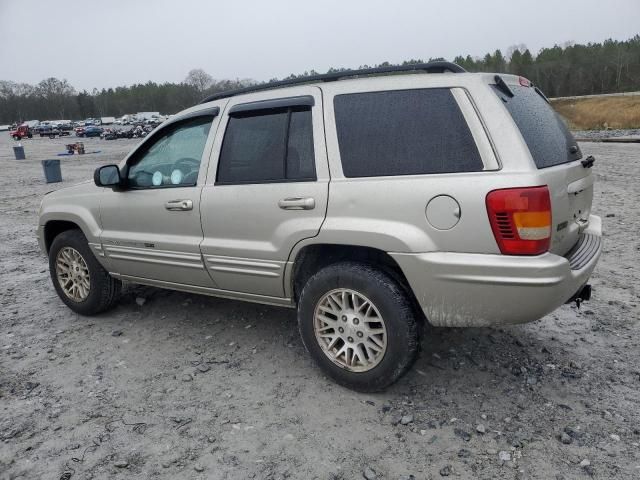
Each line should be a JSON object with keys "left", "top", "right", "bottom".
{"left": 49, "top": 229, "right": 121, "bottom": 315}
{"left": 298, "top": 262, "right": 419, "bottom": 392}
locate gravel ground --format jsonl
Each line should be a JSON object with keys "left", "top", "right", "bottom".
{"left": 573, "top": 129, "right": 640, "bottom": 140}
{"left": 1, "top": 134, "right": 639, "bottom": 480}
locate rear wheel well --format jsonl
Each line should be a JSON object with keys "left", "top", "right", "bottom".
{"left": 291, "top": 244, "right": 425, "bottom": 322}
{"left": 44, "top": 221, "right": 81, "bottom": 254}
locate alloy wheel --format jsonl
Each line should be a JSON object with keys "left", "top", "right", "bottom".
{"left": 55, "top": 247, "right": 91, "bottom": 302}
{"left": 313, "top": 288, "right": 387, "bottom": 372}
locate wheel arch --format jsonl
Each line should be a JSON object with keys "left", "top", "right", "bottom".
{"left": 43, "top": 220, "right": 84, "bottom": 254}
{"left": 288, "top": 243, "right": 426, "bottom": 323}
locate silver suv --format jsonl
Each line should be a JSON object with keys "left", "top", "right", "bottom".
{"left": 38, "top": 62, "right": 602, "bottom": 391}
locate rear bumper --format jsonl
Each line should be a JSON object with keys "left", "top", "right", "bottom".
{"left": 391, "top": 215, "right": 602, "bottom": 327}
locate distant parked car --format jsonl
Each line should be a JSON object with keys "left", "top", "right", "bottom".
{"left": 9, "top": 125, "right": 33, "bottom": 140}
{"left": 39, "top": 124, "right": 70, "bottom": 138}
{"left": 83, "top": 126, "right": 104, "bottom": 137}
{"left": 75, "top": 126, "right": 85, "bottom": 137}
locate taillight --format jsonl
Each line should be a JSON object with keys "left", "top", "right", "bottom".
{"left": 486, "top": 186, "right": 551, "bottom": 255}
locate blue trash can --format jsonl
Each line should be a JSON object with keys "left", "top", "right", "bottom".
{"left": 13, "top": 146, "right": 25, "bottom": 160}
{"left": 41, "top": 160, "right": 62, "bottom": 183}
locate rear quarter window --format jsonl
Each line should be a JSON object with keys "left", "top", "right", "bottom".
{"left": 334, "top": 89, "right": 483, "bottom": 177}
{"left": 492, "top": 83, "right": 582, "bottom": 168}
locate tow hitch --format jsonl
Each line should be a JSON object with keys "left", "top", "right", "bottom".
{"left": 567, "top": 284, "right": 592, "bottom": 309}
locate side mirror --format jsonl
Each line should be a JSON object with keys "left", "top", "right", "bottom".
{"left": 94, "top": 164, "right": 122, "bottom": 188}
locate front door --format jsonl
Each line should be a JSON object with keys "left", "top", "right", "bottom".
{"left": 99, "top": 112, "right": 219, "bottom": 287}
{"left": 200, "top": 87, "right": 329, "bottom": 298}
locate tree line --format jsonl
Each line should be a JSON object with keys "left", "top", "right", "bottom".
{"left": 1, "top": 35, "right": 638, "bottom": 124}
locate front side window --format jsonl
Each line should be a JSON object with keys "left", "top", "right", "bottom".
{"left": 216, "top": 107, "right": 315, "bottom": 184}
{"left": 127, "top": 116, "right": 213, "bottom": 188}
{"left": 334, "top": 89, "right": 483, "bottom": 177}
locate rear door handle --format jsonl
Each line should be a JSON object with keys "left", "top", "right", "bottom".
{"left": 165, "top": 199, "right": 193, "bottom": 211}
{"left": 278, "top": 197, "right": 315, "bottom": 210}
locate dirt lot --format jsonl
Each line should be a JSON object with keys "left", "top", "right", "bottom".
{"left": 0, "top": 134, "right": 639, "bottom": 480}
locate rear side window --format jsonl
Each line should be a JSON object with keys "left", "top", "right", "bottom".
{"left": 492, "top": 83, "right": 582, "bottom": 168}
{"left": 216, "top": 107, "right": 315, "bottom": 184}
{"left": 334, "top": 89, "right": 483, "bottom": 178}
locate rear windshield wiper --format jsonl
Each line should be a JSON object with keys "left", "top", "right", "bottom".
{"left": 581, "top": 155, "right": 595, "bottom": 168}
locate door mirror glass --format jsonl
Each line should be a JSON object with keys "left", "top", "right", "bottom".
{"left": 94, "top": 164, "right": 122, "bottom": 187}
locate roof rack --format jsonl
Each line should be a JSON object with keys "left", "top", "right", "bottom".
{"left": 199, "top": 61, "right": 466, "bottom": 104}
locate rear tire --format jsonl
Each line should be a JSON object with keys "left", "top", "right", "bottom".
{"left": 49, "top": 229, "right": 121, "bottom": 315}
{"left": 298, "top": 261, "right": 419, "bottom": 392}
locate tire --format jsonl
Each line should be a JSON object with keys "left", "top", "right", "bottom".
{"left": 13, "top": 135, "right": 20, "bottom": 140}
{"left": 298, "top": 261, "right": 419, "bottom": 392}
{"left": 49, "top": 229, "right": 121, "bottom": 315}
{"left": 27, "top": 133, "right": 32, "bottom": 138}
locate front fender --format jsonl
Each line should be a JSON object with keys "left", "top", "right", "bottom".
{"left": 38, "top": 183, "right": 105, "bottom": 259}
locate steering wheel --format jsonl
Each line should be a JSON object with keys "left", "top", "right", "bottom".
{"left": 174, "top": 157, "right": 199, "bottom": 173}
{"left": 131, "top": 169, "right": 155, "bottom": 187}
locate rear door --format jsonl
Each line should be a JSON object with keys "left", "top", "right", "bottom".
{"left": 491, "top": 79, "right": 593, "bottom": 254}
{"left": 201, "top": 87, "right": 329, "bottom": 297}
{"left": 200, "top": 87, "right": 329, "bottom": 298}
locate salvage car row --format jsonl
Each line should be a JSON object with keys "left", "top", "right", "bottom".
{"left": 7, "top": 114, "right": 169, "bottom": 140}
{"left": 9, "top": 122, "right": 160, "bottom": 140}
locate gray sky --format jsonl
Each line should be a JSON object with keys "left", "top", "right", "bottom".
{"left": 1, "top": 0, "right": 638, "bottom": 91}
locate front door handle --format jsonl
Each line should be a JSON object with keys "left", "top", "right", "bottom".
{"left": 278, "top": 197, "right": 315, "bottom": 210}
{"left": 165, "top": 199, "right": 193, "bottom": 211}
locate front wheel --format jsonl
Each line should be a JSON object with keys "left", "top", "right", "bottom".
{"left": 13, "top": 135, "right": 20, "bottom": 140}
{"left": 298, "top": 262, "right": 419, "bottom": 392}
{"left": 49, "top": 229, "right": 121, "bottom": 315}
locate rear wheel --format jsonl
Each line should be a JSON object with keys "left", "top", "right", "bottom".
{"left": 298, "top": 262, "right": 419, "bottom": 392}
{"left": 49, "top": 229, "right": 121, "bottom": 315}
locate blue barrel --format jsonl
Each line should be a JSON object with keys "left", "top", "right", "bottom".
{"left": 41, "top": 160, "right": 62, "bottom": 183}
{"left": 13, "top": 146, "right": 25, "bottom": 160}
